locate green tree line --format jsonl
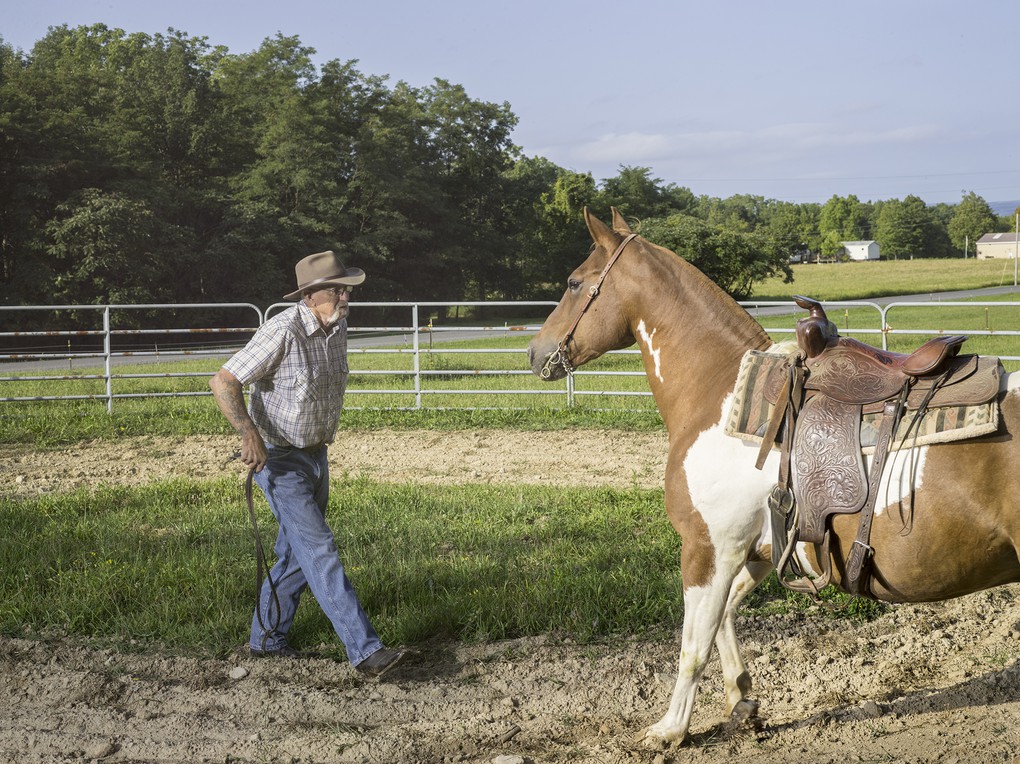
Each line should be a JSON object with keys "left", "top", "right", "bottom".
{"left": 2, "top": 25, "right": 1017, "bottom": 315}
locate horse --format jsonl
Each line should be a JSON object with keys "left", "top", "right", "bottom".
{"left": 528, "top": 207, "right": 1020, "bottom": 745}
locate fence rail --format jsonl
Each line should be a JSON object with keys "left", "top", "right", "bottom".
{"left": 2, "top": 299, "right": 1019, "bottom": 412}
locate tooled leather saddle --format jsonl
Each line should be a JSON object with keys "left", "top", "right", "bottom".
{"left": 757, "top": 296, "right": 1001, "bottom": 598}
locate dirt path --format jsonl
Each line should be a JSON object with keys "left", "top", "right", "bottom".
{"left": 3, "top": 431, "right": 1020, "bottom": 763}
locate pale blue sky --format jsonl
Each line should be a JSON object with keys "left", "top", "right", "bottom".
{"left": 4, "top": 0, "right": 1019, "bottom": 206}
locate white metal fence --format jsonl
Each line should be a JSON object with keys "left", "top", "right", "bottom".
{"left": 2, "top": 299, "right": 1019, "bottom": 412}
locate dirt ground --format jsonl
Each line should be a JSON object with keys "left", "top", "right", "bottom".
{"left": 3, "top": 430, "right": 1020, "bottom": 764}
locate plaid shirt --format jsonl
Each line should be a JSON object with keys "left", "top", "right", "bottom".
{"left": 224, "top": 303, "right": 349, "bottom": 448}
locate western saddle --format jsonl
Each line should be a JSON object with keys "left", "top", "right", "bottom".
{"left": 758, "top": 296, "right": 1001, "bottom": 598}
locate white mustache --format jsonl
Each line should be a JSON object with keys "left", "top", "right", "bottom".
{"left": 326, "top": 304, "right": 348, "bottom": 326}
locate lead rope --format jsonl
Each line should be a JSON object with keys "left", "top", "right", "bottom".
{"left": 245, "top": 467, "right": 282, "bottom": 653}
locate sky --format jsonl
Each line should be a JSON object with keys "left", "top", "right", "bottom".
{"left": 4, "top": 0, "right": 1019, "bottom": 207}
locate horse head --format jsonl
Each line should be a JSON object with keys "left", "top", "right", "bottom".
{"left": 528, "top": 208, "right": 640, "bottom": 381}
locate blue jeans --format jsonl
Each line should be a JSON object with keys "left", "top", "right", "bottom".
{"left": 249, "top": 445, "right": 382, "bottom": 665}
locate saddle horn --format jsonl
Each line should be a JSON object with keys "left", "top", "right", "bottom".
{"left": 794, "top": 295, "right": 838, "bottom": 359}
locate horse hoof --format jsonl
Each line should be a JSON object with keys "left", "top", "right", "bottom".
{"left": 729, "top": 699, "right": 760, "bottom": 726}
{"left": 635, "top": 726, "right": 681, "bottom": 748}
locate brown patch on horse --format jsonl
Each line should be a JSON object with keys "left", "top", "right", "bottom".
{"left": 663, "top": 468, "right": 716, "bottom": 589}
{"left": 678, "top": 510, "right": 716, "bottom": 589}
{"left": 823, "top": 389, "right": 1020, "bottom": 601}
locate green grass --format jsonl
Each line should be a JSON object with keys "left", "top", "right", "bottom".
{"left": 751, "top": 257, "right": 1019, "bottom": 301}
{"left": 755, "top": 292, "right": 1020, "bottom": 358}
{"left": 0, "top": 477, "right": 881, "bottom": 656}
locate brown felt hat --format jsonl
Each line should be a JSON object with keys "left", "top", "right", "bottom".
{"left": 284, "top": 251, "right": 365, "bottom": 300}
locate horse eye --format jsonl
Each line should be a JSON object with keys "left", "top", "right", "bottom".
{"left": 568, "top": 278, "right": 582, "bottom": 292}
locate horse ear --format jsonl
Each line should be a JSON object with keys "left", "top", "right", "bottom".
{"left": 583, "top": 207, "right": 619, "bottom": 251}
{"left": 611, "top": 207, "right": 633, "bottom": 234}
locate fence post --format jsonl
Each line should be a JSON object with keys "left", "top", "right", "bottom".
{"left": 103, "top": 306, "right": 113, "bottom": 413}
{"left": 412, "top": 304, "right": 422, "bottom": 409}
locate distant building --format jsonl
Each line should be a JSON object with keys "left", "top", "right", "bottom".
{"left": 841, "top": 241, "right": 880, "bottom": 261}
{"left": 976, "top": 232, "right": 1018, "bottom": 259}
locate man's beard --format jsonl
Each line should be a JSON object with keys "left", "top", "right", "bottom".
{"left": 326, "top": 305, "right": 348, "bottom": 326}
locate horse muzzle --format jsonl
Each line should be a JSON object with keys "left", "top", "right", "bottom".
{"left": 529, "top": 343, "right": 571, "bottom": 381}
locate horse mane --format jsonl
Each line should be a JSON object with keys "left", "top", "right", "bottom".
{"left": 636, "top": 232, "right": 774, "bottom": 353}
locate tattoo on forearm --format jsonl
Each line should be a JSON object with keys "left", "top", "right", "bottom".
{"left": 214, "top": 381, "right": 255, "bottom": 435}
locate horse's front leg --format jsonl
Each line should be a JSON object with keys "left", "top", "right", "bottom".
{"left": 639, "top": 545, "right": 753, "bottom": 745}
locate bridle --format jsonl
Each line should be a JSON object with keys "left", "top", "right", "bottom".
{"left": 540, "top": 233, "right": 638, "bottom": 379}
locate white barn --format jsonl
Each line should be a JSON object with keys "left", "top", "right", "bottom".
{"left": 841, "top": 241, "right": 880, "bottom": 261}
{"left": 977, "top": 232, "right": 1018, "bottom": 259}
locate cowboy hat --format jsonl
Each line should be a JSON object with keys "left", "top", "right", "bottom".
{"left": 284, "top": 251, "right": 366, "bottom": 300}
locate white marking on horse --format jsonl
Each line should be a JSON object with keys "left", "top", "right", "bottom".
{"left": 872, "top": 447, "right": 927, "bottom": 517}
{"left": 683, "top": 393, "right": 774, "bottom": 547}
{"left": 636, "top": 319, "right": 665, "bottom": 383}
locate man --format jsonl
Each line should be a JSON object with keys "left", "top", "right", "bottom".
{"left": 210, "top": 250, "right": 407, "bottom": 678}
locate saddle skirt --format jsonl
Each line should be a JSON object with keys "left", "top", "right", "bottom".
{"left": 724, "top": 348, "right": 1001, "bottom": 455}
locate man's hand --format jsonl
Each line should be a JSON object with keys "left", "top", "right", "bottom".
{"left": 210, "top": 368, "right": 268, "bottom": 472}
{"left": 239, "top": 428, "right": 269, "bottom": 472}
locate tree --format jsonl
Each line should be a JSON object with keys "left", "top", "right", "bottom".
{"left": 0, "top": 25, "right": 146, "bottom": 305}
{"left": 2, "top": 25, "right": 247, "bottom": 306}
{"left": 0, "top": 40, "right": 40, "bottom": 300}
{"left": 45, "top": 189, "right": 189, "bottom": 305}
{"left": 418, "top": 78, "right": 518, "bottom": 300}
{"left": 819, "top": 195, "right": 871, "bottom": 258}
{"left": 764, "top": 201, "right": 822, "bottom": 257}
{"left": 874, "top": 195, "right": 933, "bottom": 260}
{"left": 4, "top": 24, "right": 1001, "bottom": 311}
{"left": 499, "top": 156, "right": 563, "bottom": 298}
{"left": 598, "top": 166, "right": 695, "bottom": 222}
{"left": 699, "top": 194, "right": 772, "bottom": 233}
{"left": 639, "top": 214, "right": 792, "bottom": 299}
{"left": 948, "top": 192, "right": 997, "bottom": 257}
{"left": 533, "top": 171, "right": 599, "bottom": 294}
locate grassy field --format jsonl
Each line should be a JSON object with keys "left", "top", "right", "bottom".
{"left": 751, "top": 257, "right": 1020, "bottom": 301}
{"left": 754, "top": 291, "right": 1020, "bottom": 357}
{"left": 1, "top": 477, "right": 880, "bottom": 657}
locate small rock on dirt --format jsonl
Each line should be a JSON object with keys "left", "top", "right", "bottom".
{"left": 229, "top": 666, "right": 249, "bottom": 680}
{"left": 84, "top": 740, "right": 117, "bottom": 759}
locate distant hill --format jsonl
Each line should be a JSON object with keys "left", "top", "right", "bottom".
{"left": 990, "top": 200, "right": 1019, "bottom": 217}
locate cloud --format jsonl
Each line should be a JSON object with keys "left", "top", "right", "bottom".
{"left": 572, "top": 123, "right": 945, "bottom": 166}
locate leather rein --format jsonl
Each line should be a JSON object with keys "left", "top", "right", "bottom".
{"left": 540, "top": 233, "right": 638, "bottom": 379}
{"left": 246, "top": 466, "right": 282, "bottom": 652}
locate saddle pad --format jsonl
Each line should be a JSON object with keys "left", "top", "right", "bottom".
{"left": 725, "top": 349, "right": 1000, "bottom": 455}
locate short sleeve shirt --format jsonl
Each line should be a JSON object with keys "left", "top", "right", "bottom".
{"left": 223, "top": 303, "right": 349, "bottom": 448}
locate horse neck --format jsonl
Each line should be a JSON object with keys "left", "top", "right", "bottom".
{"left": 622, "top": 251, "right": 772, "bottom": 439}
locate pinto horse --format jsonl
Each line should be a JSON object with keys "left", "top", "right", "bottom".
{"left": 528, "top": 207, "right": 1020, "bottom": 745}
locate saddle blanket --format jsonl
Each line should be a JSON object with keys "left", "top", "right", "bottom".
{"left": 724, "top": 349, "right": 1000, "bottom": 455}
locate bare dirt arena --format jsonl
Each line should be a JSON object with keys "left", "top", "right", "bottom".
{"left": 3, "top": 429, "right": 1020, "bottom": 764}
